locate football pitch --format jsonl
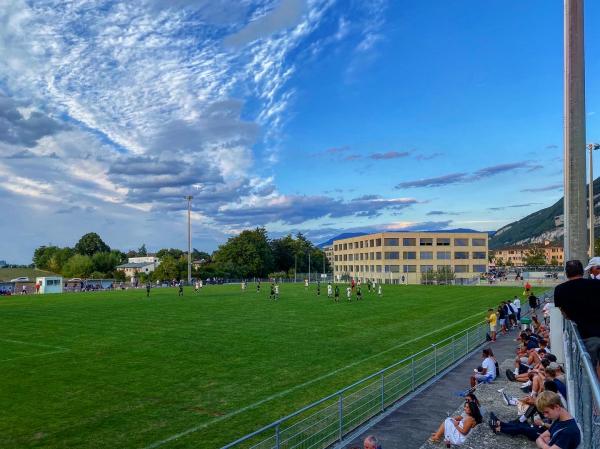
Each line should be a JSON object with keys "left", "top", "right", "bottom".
{"left": 1, "top": 284, "right": 521, "bottom": 449}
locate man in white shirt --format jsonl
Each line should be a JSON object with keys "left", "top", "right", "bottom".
{"left": 513, "top": 296, "right": 521, "bottom": 322}
{"left": 470, "top": 348, "right": 496, "bottom": 387}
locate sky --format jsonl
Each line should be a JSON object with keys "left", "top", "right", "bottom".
{"left": 1, "top": 0, "right": 599, "bottom": 264}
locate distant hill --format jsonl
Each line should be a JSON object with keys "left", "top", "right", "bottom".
{"left": 490, "top": 177, "right": 600, "bottom": 249}
{"left": 317, "top": 232, "right": 367, "bottom": 248}
{"left": 0, "top": 268, "right": 58, "bottom": 282}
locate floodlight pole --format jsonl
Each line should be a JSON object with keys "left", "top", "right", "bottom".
{"left": 563, "top": 0, "right": 588, "bottom": 263}
{"left": 589, "top": 143, "right": 600, "bottom": 256}
{"left": 294, "top": 254, "right": 297, "bottom": 283}
{"left": 308, "top": 252, "right": 311, "bottom": 283}
{"left": 185, "top": 195, "right": 193, "bottom": 285}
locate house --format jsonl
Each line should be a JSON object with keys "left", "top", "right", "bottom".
{"left": 116, "top": 256, "right": 160, "bottom": 282}
{"left": 36, "top": 276, "right": 64, "bottom": 294}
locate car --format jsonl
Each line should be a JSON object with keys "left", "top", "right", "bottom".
{"left": 10, "top": 277, "right": 30, "bottom": 282}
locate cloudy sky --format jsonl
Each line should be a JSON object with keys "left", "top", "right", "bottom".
{"left": 1, "top": 0, "right": 599, "bottom": 263}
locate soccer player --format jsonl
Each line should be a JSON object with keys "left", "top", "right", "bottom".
{"left": 357, "top": 286, "right": 362, "bottom": 300}
{"left": 327, "top": 282, "right": 333, "bottom": 298}
{"left": 178, "top": 281, "right": 184, "bottom": 297}
{"left": 194, "top": 281, "right": 199, "bottom": 293}
{"left": 346, "top": 286, "right": 352, "bottom": 301}
{"left": 256, "top": 281, "right": 261, "bottom": 293}
{"left": 367, "top": 280, "right": 372, "bottom": 293}
{"left": 269, "top": 283, "right": 275, "bottom": 300}
{"left": 241, "top": 281, "right": 246, "bottom": 291}
{"left": 146, "top": 282, "right": 151, "bottom": 298}
{"left": 316, "top": 282, "right": 321, "bottom": 296}
{"left": 377, "top": 284, "right": 382, "bottom": 297}
{"left": 304, "top": 278, "right": 309, "bottom": 289}
{"left": 274, "top": 284, "right": 279, "bottom": 300}
{"left": 334, "top": 285, "right": 339, "bottom": 302}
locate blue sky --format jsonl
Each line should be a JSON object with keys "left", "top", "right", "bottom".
{"left": 0, "top": 0, "right": 599, "bottom": 263}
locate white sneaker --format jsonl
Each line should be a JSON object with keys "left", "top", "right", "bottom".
{"left": 509, "top": 397, "right": 519, "bottom": 406}
{"left": 520, "top": 380, "right": 532, "bottom": 388}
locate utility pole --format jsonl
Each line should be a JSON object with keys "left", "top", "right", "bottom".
{"left": 294, "top": 254, "right": 297, "bottom": 283}
{"left": 588, "top": 143, "right": 600, "bottom": 257}
{"left": 308, "top": 252, "right": 311, "bottom": 283}
{"left": 185, "top": 195, "right": 193, "bottom": 285}
{"left": 563, "top": 0, "right": 588, "bottom": 263}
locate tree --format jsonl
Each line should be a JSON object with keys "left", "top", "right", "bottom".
{"left": 212, "top": 227, "right": 274, "bottom": 278}
{"left": 138, "top": 244, "right": 147, "bottom": 256}
{"left": 435, "top": 266, "right": 455, "bottom": 284}
{"left": 33, "top": 245, "right": 74, "bottom": 273}
{"left": 495, "top": 257, "right": 505, "bottom": 267}
{"left": 156, "top": 248, "right": 184, "bottom": 260}
{"left": 192, "top": 248, "right": 210, "bottom": 263}
{"left": 550, "top": 256, "right": 559, "bottom": 266}
{"left": 75, "top": 233, "right": 110, "bottom": 256}
{"left": 152, "top": 255, "right": 179, "bottom": 281}
{"left": 91, "top": 252, "right": 122, "bottom": 276}
{"left": 524, "top": 246, "right": 546, "bottom": 266}
{"left": 62, "top": 254, "right": 94, "bottom": 278}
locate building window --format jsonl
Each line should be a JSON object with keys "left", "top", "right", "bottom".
{"left": 375, "top": 252, "right": 382, "bottom": 260}
{"left": 403, "top": 238, "right": 416, "bottom": 246}
{"left": 420, "top": 238, "right": 433, "bottom": 246}
{"left": 454, "top": 265, "right": 469, "bottom": 273}
{"left": 376, "top": 265, "right": 382, "bottom": 272}
{"left": 420, "top": 251, "right": 433, "bottom": 260}
{"left": 472, "top": 251, "right": 487, "bottom": 259}
{"left": 334, "top": 244, "right": 338, "bottom": 251}
{"left": 385, "top": 265, "right": 400, "bottom": 273}
{"left": 349, "top": 242, "right": 354, "bottom": 249}
{"left": 375, "top": 238, "right": 382, "bottom": 246}
{"left": 437, "top": 264, "right": 451, "bottom": 271}
{"left": 436, "top": 238, "right": 450, "bottom": 246}
{"left": 334, "top": 255, "right": 338, "bottom": 261}
{"left": 360, "top": 241, "right": 364, "bottom": 248}
{"left": 473, "top": 265, "right": 487, "bottom": 273}
{"left": 370, "top": 239, "right": 374, "bottom": 247}
{"left": 437, "top": 251, "right": 451, "bottom": 260}
{"left": 472, "top": 238, "right": 486, "bottom": 246}
{"left": 454, "top": 251, "right": 469, "bottom": 260}
{"left": 384, "top": 238, "right": 399, "bottom": 246}
{"left": 420, "top": 265, "right": 434, "bottom": 273}
{"left": 454, "top": 238, "right": 469, "bottom": 246}
{"left": 384, "top": 252, "right": 400, "bottom": 260}
{"left": 403, "top": 265, "right": 417, "bottom": 273}
{"left": 348, "top": 254, "right": 353, "bottom": 261}
{"left": 403, "top": 251, "right": 417, "bottom": 260}
{"left": 343, "top": 243, "right": 347, "bottom": 250}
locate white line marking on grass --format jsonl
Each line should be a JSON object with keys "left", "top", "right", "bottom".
{"left": 0, "top": 338, "right": 69, "bottom": 351}
{"left": 143, "top": 310, "right": 485, "bottom": 449}
{"left": 1, "top": 348, "right": 70, "bottom": 362}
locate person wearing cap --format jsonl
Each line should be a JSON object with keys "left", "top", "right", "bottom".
{"left": 585, "top": 256, "right": 600, "bottom": 280}
{"left": 554, "top": 260, "right": 600, "bottom": 379}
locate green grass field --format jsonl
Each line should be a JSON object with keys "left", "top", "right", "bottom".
{"left": 0, "top": 284, "right": 521, "bottom": 449}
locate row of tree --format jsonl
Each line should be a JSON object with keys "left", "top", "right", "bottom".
{"left": 32, "top": 229, "right": 330, "bottom": 280}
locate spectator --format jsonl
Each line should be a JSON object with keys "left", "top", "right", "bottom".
{"left": 585, "top": 256, "right": 600, "bottom": 280}
{"left": 470, "top": 348, "right": 497, "bottom": 387}
{"left": 528, "top": 292, "right": 538, "bottom": 310}
{"left": 486, "top": 308, "right": 497, "bottom": 342}
{"left": 554, "top": 259, "right": 600, "bottom": 378}
{"left": 363, "top": 435, "right": 381, "bottom": 449}
{"left": 534, "top": 391, "right": 581, "bottom": 449}
{"left": 429, "top": 401, "right": 482, "bottom": 444}
{"left": 513, "top": 295, "right": 522, "bottom": 323}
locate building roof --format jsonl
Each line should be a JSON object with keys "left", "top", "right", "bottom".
{"left": 116, "top": 262, "right": 154, "bottom": 269}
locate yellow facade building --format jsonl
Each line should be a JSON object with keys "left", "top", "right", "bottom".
{"left": 332, "top": 231, "right": 489, "bottom": 284}
{"left": 491, "top": 243, "right": 564, "bottom": 267}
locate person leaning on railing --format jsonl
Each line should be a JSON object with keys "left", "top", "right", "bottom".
{"left": 553, "top": 260, "right": 600, "bottom": 379}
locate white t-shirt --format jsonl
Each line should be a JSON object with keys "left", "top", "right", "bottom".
{"left": 513, "top": 298, "right": 521, "bottom": 309}
{"left": 482, "top": 357, "right": 496, "bottom": 379}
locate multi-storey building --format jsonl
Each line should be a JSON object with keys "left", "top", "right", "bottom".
{"left": 322, "top": 244, "right": 334, "bottom": 271}
{"left": 332, "top": 231, "right": 489, "bottom": 284}
{"left": 491, "top": 242, "right": 564, "bottom": 267}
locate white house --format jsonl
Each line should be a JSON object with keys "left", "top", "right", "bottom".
{"left": 116, "top": 256, "right": 161, "bottom": 282}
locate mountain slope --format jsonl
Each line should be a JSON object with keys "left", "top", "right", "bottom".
{"left": 490, "top": 177, "right": 600, "bottom": 249}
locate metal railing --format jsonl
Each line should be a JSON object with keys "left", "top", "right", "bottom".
{"left": 564, "top": 319, "right": 600, "bottom": 449}
{"left": 220, "top": 320, "right": 491, "bottom": 449}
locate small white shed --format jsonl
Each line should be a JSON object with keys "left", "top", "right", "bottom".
{"left": 36, "top": 276, "right": 64, "bottom": 294}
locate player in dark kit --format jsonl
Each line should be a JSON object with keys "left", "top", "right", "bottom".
{"left": 178, "top": 281, "right": 183, "bottom": 297}
{"left": 316, "top": 282, "right": 321, "bottom": 296}
{"left": 146, "top": 282, "right": 151, "bottom": 297}
{"left": 334, "top": 285, "right": 340, "bottom": 302}
{"left": 356, "top": 286, "right": 362, "bottom": 300}
{"left": 256, "top": 281, "right": 261, "bottom": 293}
{"left": 269, "top": 283, "right": 275, "bottom": 300}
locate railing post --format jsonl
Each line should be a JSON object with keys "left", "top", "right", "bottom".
{"left": 380, "top": 373, "right": 385, "bottom": 411}
{"left": 466, "top": 329, "right": 470, "bottom": 354}
{"left": 452, "top": 335, "right": 456, "bottom": 361}
{"left": 275, "top": 424, "right": 280, "bottom": 449}
{"left": 433, "top": 343, "right": 437, "bottom": 375}
{"left": 338, "top": 394, "right": 343, "bottom": 441}
{"left": 411, "top": 356, "right": 415, "bottom": 390}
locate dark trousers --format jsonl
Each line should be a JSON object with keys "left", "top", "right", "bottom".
{"left": 500, "top": 421, "right": 544, "bottom": 441}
